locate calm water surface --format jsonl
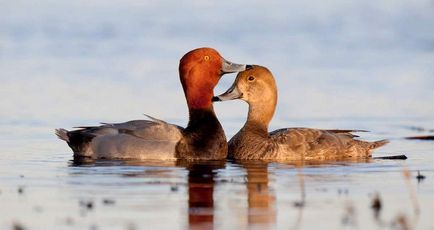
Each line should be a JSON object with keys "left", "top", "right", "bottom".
{"left": 1, "top": 118, "right": 433, "bottom": 229}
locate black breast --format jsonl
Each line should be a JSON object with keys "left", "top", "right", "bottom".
{"left": 176, "top": 109, "right": 228, "bottom": 160}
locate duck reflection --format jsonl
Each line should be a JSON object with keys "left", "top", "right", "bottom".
{"left": 69, "top": 156, "right": 374, "bottom": 229}
{"left": 185, "top": 160, "right": 277, "bottom": 229}
{"left": 239, "top": 160, "right": 276, "bottom": 227}
{"left": 70, "top": 158, "right": 225, "bottom": 229}
{"left": 180, "top": 160, "right": 225, "bottom": 230}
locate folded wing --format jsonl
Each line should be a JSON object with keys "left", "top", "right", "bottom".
{"left": 56, "top": 116, "right": 183, "bottom": 160}
{"left": 270, "top": 128, "right": 388, "bottom": 160}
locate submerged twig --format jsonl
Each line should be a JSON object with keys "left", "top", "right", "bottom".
{"left": 291, "top": 168, "right": 306, "bottom": 230}
{"left": 405, "top": 135, "right": 434, "bottom": 140}
{"left": 402, "top": 168, "right": 420, "bottom": 215}
{"left": 370, "top": 192, "right": 389, "bottom": 228}
{"left": 341, "top": 201, "right": 357, "bottom": 227}
{"left": 416, "top": 171, "right": 426, "bottom": 183}
{"left": 400, "top": 167, "right": 421, "bottom": 230}
{"left": 12, "top": 221, "right": 25, "bottom": 230}
{"left": 295, "top": 168, "right": 306, "bottom": 207}
{"left": 371, "top": 192, "right": 382, "bottom": 220}
{"left": 391, "top": 214, "right": 410, "bottom": 230}
{"left": 373, "top": 155, "right": 407, "bottom": 160}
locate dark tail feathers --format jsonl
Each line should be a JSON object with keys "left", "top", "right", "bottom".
{"left": 370, "top": 139, "right": 389, "bottom": 149}
{"left": 55, "top": 128, "right": 69, "bottom": 142}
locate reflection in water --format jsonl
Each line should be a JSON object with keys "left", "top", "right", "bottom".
{"left": 184, "top": 161, "right": 225, "bottom": 229}
{"left": 69, "top": 157, "right": 179, "bottom": 167}
{"left": 69, "top": 158, "right": 226, "bottom": 229}
{"left": 240, "top": 161, "right": 276, "bottom": 228}
{"left": 66, "top": 157, "right": 382, "bottom": 229}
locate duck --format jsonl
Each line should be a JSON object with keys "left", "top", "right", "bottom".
{"left": 56, "top": 47, "right": 250, "bottom": 160}
{"left": 213, "top": 65, "right": 388, "bottom": 160}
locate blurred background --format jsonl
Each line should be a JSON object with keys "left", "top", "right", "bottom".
{"left": 1, "top": 1, "right": 434, "bottom": 229}
{"left": 1, "top": 0, "right": 433, "bottom": 132}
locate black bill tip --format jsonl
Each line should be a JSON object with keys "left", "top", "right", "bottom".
{"left": 212, "top": 96, "right": 221, "bottom": 102}
{"left": 245, "top": 65, "right": 254, "bottom": 70}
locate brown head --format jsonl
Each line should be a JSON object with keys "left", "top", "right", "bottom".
{"left": 213, "top": 65, "right": 277, "bottom": 128}
{"left": 179, "top": 47, "right": 249, "bottom": 110}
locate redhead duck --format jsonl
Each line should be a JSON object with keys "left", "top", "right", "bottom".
{"left": 56, "top": 48, "right": 250, "bottom": 160}
{"left": 213, "top": 65, "right": 388, "bottom": 160}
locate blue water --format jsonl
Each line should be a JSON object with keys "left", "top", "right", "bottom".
{"left": 1, "top": 0, "right": 434, "bottom": 229}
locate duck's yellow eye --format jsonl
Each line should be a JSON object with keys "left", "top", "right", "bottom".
{"left": 204, "top": 55, "right": 210, "bottom": 61}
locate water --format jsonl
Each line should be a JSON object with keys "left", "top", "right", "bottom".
{"left": 1, "top": 0, "right": 434, "bottom": 229}
{"left": 1, "top": 119, "right": 433, "bottom": 229}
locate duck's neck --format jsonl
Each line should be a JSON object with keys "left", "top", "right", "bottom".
{"left": 186, "top": 107, "right": 221, "bottom": 133}
{"left": 177, "top": 107, "right": 227, "bottom": 160}
{"left": 243, "top": 99, "right": 276, "bottom": 138}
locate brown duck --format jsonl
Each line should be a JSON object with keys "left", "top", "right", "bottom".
{"left": 213, "top": 65, "right": 388, "bottom": 160}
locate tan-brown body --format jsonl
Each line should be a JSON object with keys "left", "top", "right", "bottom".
{"left": 215, "top": 66, "right": 388, "bottom": 160}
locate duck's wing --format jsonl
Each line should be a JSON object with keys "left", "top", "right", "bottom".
{"left": 269, "top": 128, "right": 388, "bottom": 160}
{"left": 55, "top": 116, "right": 183, "bottom": 160}
{"left": 269, "top": 128, "right": 324, "bottom": 151}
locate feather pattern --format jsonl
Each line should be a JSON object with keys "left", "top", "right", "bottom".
{"left": 229, "top": 126, "right": 388, "bottom": 160}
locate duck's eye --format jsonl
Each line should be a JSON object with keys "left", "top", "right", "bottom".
{"left": 248, "top": 76, "right": 255, "bottom": 81}
{"left": 203, "top": 55, "right": 210, "bottom": 61}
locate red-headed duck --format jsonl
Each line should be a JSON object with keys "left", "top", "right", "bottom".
{"left": 56, "top": 48, "right": 251, "bottom": 160}
{"left": 213, "top": 65, "right": 388, "bottom": 160}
